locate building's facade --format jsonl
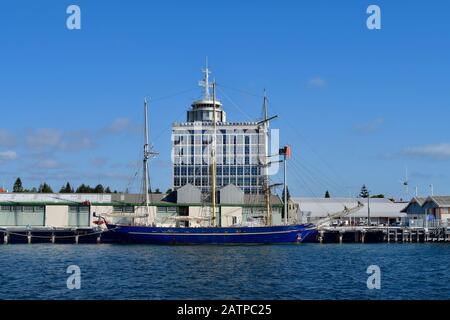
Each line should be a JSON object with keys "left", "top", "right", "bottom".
{"left": 0, "top": 190, "right": 283, "bottom": 229}
{"left": 0, "top": 193, "right": 110, "bottom": 228}
{"left": 172, "top": 66, "right": 267, "bottom": 194}
{"left": 401, "top": 197, "right": 426, "bottom": 227}
{"left": 421, "top": 196, "right": 450, "bottom": 227}
{"left": 402, "top": 196, "right": 450, "bottom": 227}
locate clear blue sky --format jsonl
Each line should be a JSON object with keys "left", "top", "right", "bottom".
{"left": 0, "top": 0, "right": 449, "bottom": 199}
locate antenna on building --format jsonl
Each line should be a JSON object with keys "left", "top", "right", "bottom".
{"left": 199, "top": 57, "right": 212, "bottom": 99}
{"left": 399, "top": 167, "right": 409, "bottom": 198}
{"left": 429, "top": 184, "right": 434, "bottom": 196}
{"left": 263, "top": 88, "right": 268, "bottom": 121}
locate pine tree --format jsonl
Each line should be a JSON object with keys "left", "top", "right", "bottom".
{"left": 105, "top": 187, "right": 112, "bottom": 193}
{"left": 359, "top": 184, "right": 369, "bottom": 198}
{"left": 325, "top": 190, "right": 331, "bottom": 198}
{"left": 76, "top": 184, "right": 90, "bottom": 193}
{"left": 94, "top": 184, "right": 105, "bottom": 193}
{"left": 38, "top": 182, "right": 53, "bottom": 193}
{"left": 13, "top": 177, "right": 23, "bottom": 193}
{"left": 60, "top": 182, "right": 74, "bottom": 193}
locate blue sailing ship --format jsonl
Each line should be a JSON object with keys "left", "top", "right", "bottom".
{"left": 104, "top": 65, "right": 318, "bottom": 244}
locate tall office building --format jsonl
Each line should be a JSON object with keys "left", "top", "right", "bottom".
{"left": 172, "top": 65, "right": 268, "bottom": 194}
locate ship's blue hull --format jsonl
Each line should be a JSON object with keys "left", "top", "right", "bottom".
{"left": 105, "top": 224, "right": 317, "bottom": 244}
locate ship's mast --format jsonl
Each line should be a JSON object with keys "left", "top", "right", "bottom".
{"left": 143, "top": 97, "right": 150, "bottom": 221}
{"left": 211, "top": 81, "right": 217, "bottom": 226}
{"left": 263, "top": 92, "right": 272, "bottom": 226}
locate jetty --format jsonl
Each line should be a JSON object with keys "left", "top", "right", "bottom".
{"left": 0, "top": 228, "right": 116, "bottom": 245}
{"left": 317, "top": 226, "right": 450, "bottom": 243}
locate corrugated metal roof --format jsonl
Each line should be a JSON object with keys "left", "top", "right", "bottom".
{"left": 400, "top": 197, "right": 427, "bottom": 213}
{"left": 111, "top": 193, "right": 172, "bottom": 205}
{"left": 414, "top": 197, "right": 427, "bottom": 206}
{"left": 243, "top": 194, "right": 283, "bottom": 206}
{"left": 0, "top": 193, "right": 112, "bottom": 203}
{"left": 292, "top": 197, "right": 407, "bottom": 218}
{"left": 111, "top": 192, "right": 282, "bottom": 206}
{"left": 0, "top": 192, "right": 283, "bottom": 207}
{"left": 427, "top": 196, "right": 450, "bottom": 207}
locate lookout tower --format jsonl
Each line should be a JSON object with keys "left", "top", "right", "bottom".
{"left": 187, "top": 62, "right": 226, "bottom": 123}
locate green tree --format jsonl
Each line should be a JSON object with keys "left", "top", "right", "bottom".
{"left": 38, "top": 182, "right": 53, "bottom": 193}
{"left": 76, "top": 184, "right": 92, "bottom": 193}
{"left": 94, "top": 184, "right": 105, "bottom": 193}
{"left": 359, "top": 184, "right": 369, "bottom": 198}
{"left": 325, "top": 190, "right": 331, "bottom": 198}
{"left": 60, "top": 182, "right": 74, "bottom": 193}
{"left": 154, "top": 188, "right": 162, "bottom": 194}
{"left": 165, "top": 188, "right": 173, "bottom": 194}
{"left": 370, "top": 194, "right": 385, "bottom": 199}
{"left": 13, "top": 177, "right": 23, "bottom": 193}
{"left": 105, "top": 187, "right": 112, "bottom": 193}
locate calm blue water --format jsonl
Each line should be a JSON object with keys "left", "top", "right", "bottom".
{"left": 0, "top": 243, "right": 449, "bottom": 300}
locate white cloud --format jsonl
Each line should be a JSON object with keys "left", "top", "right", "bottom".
{"left": 402, "top": 143, "right": 450, "bottom": 160}
{"left": 102, "top": 117, "right": 139, "bottom": 134}
{"left": 35, "top": 159, "right": 61, "bottom": 169}
{"left": 25, "top": 129, "right": 94, "bottom": 152}
{"left": 90, "top": 157, "right": 108, "bottom": 167}
{"left": 26, "top": 128, "right": 62, "bottom": 150}
{"left": 0, "top": 150, "right": 17, "bottom": 161}
{"left": 308, "top": 77, "right": 327, "bottom": 88}
{"left": 354, "top": 118, "right": 384, "bottom": 134}
{"left": 0, "top": 129, "right": 17, "bottom": 147}
{"left": 59, "top": 131, "right": 95, "bottom": 151}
